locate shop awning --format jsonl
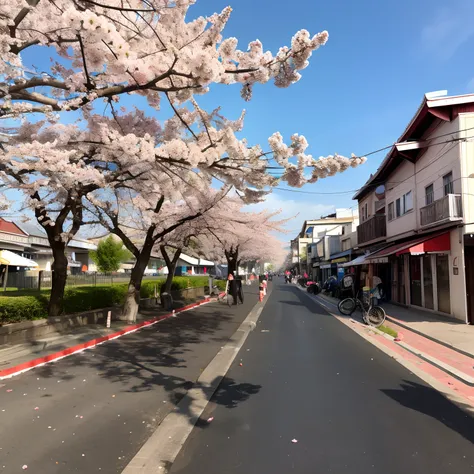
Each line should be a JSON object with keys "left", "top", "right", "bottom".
{"left": 0, "top": 250, "right": 38, "bottom": 267}
{"left": 368, "top": 232, "right": 450, "bottom": 260}
{"left": 342, "top": 252, "right": 376, "bottom": 268}
{"left": 329, "top": 249, "right": 352, "bottom": 261}
{"left": 397, "top": 232, "right": 450, "bottom": 256}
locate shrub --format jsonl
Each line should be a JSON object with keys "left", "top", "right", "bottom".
{"left": 62, "top": 285, "right": 128, "bottom": 314}
{"left": 214, "top": 280, "right": 227, "bottom": 291}
{"left": 0, "top": 276, "right": 213, "bottom": 324}
{"left": 140, "top": 280, "right": 164, "bottom": 298}
{"left": 0, "top": 296, "right": 48, "bottom": 325}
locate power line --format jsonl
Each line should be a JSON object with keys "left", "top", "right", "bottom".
{"left": 273, "top": 133, "right": 474, "bottom": 196}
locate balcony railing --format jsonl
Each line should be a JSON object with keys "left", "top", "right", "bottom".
{"left": 420, "top": 194, "right": 463, "bottom": 228}
{"left": 357, "top": 214, "right": 387, "bottom": 246}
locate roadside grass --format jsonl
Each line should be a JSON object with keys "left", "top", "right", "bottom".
{"left": 377, "top": 324, "right": 398, "bottom": 338}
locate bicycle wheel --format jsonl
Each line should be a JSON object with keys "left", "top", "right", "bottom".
{"left": 366, "top": 306, "right": 386, "bottom": 327}
{"left": 338, "top": 298, "right": 356, "bottom": 316}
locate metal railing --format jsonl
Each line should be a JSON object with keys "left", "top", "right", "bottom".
{"left": 3, "top": 272, "right": 166, "bottom": 291}
{"left": 357, "top": 214, "right": 387, "bottom": 245}
{"left": 420, "top": 194, "right": 463, "bottom": 228}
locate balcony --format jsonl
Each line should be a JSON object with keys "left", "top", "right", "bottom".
{"left": 357, "top": 214, "right": 387, "bottom": 246}
{"left": 420, "top": 194, "right": 463, "bottom": 228}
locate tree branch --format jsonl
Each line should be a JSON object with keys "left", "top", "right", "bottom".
{"left": 77, "top": 34, "right": 94, "bottom": 90}
{"left": 166, "top": 92, "right": 198, "bottom": 140}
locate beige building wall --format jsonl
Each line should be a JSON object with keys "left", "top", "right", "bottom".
{"left": 415, "top": 117, "right": 462, "bottom": 219}
{"left": 358, "top": 193, "right": 375, "bottom": 222}
{"left": 459, "top": 113, "right": 474, "bottom": 235}
{"left": 385, "top": 159, "right": 416, "bottom": 239}
{"left": 449, "top": 228, "right": 467, "bottom": 322}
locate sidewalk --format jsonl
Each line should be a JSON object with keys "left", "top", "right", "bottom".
{"left": 0, "top": 294, "right": 215, "bottom": 378}
{"left": 382, "top": 303, "right": 474, "bottom": 358}
{"left": 314, "top": 291, "right": 474, "bottom": 387}
{"left": 0, "top": 285, "right": 262, "bottom": 473}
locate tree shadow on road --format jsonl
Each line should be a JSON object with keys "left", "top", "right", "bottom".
{"left": 381, "top": 380, "right": 474, "bottom": 444}
{"left": 32, "top": 295, "right": 262, "bottom": 424}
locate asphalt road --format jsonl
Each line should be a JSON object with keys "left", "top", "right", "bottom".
{"left": 0, "top": 287, "right": 259, "bottom": 473}
{"left": 170, "top": 279, "right": 474, "bottom": 474}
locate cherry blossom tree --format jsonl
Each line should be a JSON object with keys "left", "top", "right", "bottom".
{"left": 191, "top": 199, "right": 288, "bottom": 275}
{"left": 1, "top": 0, "right": 367, "bottom": 318}
{"left": 0, "top": 191, "right": 10, "bottom": 215}
{"left": 87, "top": 184, "right": 232, "bottom": 321}
{"left": 1, "top": 0, "right": 330, "bottom": 114}
{"left": 0, "top": 116, "right": 154, "bottom": 316}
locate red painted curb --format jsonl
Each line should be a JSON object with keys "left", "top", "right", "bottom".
{"left": 0, "top": 296, "right": 214, "bottom": 379}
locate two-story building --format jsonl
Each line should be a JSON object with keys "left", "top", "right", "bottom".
{"left": 291, "top": 209, "right": 358, "bottom": 281}
{"left": 0, "top": 218, "right": 96, "bottom": 273}
{"left": 353, "top": 91, "right": 474, "bottom": 323}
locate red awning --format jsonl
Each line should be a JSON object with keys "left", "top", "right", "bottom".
{"left": 368, "top": 232, "right": 451, "bottom": 260}
{"left": 396, "top": 232, "right": 450, "bottom": 256}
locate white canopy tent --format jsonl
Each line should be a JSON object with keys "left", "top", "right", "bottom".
{"left": 0, "top": 250, "right": 38, "bottom": 291}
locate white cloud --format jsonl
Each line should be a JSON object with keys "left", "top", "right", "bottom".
{"left": 421, "top": 1, "right": 474, "bottom": 59}
{"left": 246, "top": 193, "right": 335, "bottom": 244}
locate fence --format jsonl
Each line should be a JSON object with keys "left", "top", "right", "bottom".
{"left": 4, "top": 271, "right": 165, "bottom": 291}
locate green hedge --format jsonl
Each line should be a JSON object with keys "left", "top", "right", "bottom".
{"left": 62, "top": 286, "right": 128, "bottom": 314}
{"left": 0, "top": 296, "right": 49, "bottom": 324}
{"left": 0, "top": 276, "right": 214, "bottom": 325}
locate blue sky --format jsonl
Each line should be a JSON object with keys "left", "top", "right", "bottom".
{"left": 7, "top": 0, "right": 474, "bottom": 241}
{"left": 189, "top": 0, "right": 474, "bottom": 236}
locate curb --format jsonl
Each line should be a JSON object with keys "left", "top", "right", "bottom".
{"left": 385, "top": 315, "right": 474, "bottom": 361}
{"left": 122, "top": 290, "right": 271, "bottom": 473}
{"left": 0, "top": 297, "right": 216, "bottom": 380}
{"left": 311, "top": 291, "right": 474, "bottom": 386}
{"left": 291, "top": 285, "right": 474, "bottom": 415}
{"left": 316, "top": 292, "right": 474, "bottom": 361}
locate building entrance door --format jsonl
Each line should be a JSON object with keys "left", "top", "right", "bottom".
{"left": 410, "top": 256, "right": 422, "bottom": 307}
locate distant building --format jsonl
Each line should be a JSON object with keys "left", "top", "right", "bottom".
{"left": 290, "top": 209, "right": 359, "bottom": 281}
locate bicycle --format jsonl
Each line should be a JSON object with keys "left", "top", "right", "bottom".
{"left": 338, "top": 290, "right": 386, "bottom": 328}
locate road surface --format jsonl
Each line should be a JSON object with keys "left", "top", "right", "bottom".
{"left": 170, "top": 279, "right": 474, "bottom": 474}
{"left": 0, "top": 289, "right": 258, "bottom": 473}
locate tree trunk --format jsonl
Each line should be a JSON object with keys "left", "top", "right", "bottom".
{"left": 122, "top": 241, "right": 153, "bottom": 323}
{"left": 225, "top": 246, "right": 239, "bottom": 277}
{"left": 160, "top": 246, "right": 182, "bottom": 304}
{"left": 48, "top": 241, "right": 68, "bottom": 317}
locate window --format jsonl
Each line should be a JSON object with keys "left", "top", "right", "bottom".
{"left": 425, "top": 184, "right": 434, "bottom": 205}
{"left": 393, "top": 191, "right": 413, "bottom": 219}
{"left": 403, "top": 191, "right": 413, "bottom": 213}
{"left": 388, "top": 202, "right": 394, "bottom": 221}
{"left": 360, "top": 203, "right": 368, "bottom": 222}
{"left": 443, "top": 172, "right": 453, "bottom": 196}
{"left": 396, "top": 198, "right": 401, "bottom": 218}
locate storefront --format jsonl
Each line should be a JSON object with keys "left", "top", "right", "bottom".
{"left": 368, "top": 231, "right": 451, "bottom": 314}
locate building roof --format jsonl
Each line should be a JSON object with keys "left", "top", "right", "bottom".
{"left": 298, "top": 217, "right": 355, "bottom": 239}
{"left": 15, "top": 221, "right": 47, "bottom": 238}
{"left": 0, "top": 218, "right": 27, "bottom": 236}
{"left": 353, "top": 91, "right": 474, "bottom": 201}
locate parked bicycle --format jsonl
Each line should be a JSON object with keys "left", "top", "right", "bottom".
{"left": 338, "top": 289, "right": 386, "bottom": 327}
